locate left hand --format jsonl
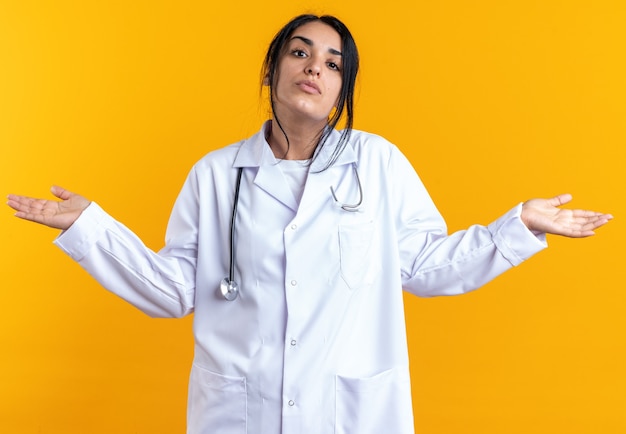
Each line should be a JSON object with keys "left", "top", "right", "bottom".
{"left": 521, "top": 194, "right": 612, "bottom": 238}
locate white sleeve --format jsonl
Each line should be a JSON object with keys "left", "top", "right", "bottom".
{"left": 390, "top": 149, "right": 547, "bottom": 297}
{"left": 54, "top": 175, "right": 199, "bottom": 318}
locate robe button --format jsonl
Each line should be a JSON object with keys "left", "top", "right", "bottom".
{"left": 288, "top": 400, "right": 295, "bottom": 406}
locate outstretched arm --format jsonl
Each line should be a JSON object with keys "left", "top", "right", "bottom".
{"left": 521, "top": 193, "right": 612, "bottom": 237}
{"left": 7, "top": 184, "right": 197, "bottom": 318}
{"left": 7, "top": 186, "right": 90, "bottom": 230}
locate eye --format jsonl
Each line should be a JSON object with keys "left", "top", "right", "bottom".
{"left": 291, "top": 49, "right": 307, "bottom": 58}
{"left": 327, "top": 61, "right": 341, "bottom": 71}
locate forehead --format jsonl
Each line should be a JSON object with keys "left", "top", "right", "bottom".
{"left": 288, "top": 21, "right": 342, "bottom": 50}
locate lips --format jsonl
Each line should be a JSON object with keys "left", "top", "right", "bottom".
{"left": 296, "top": 80, "right": 321, "bottom": 94}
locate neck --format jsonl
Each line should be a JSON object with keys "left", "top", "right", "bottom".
{"left": 267, "top": 119, "right": 327, "bottom": 160}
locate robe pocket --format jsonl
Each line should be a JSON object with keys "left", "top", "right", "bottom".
{"left": 188, "top": 364, "right": 247, "bottom": 434}
{"left": 335, "top": 367, "right": 413, "bottom": 434}
{"left": 338, "top": 221, "right": 377, "bottom": 289}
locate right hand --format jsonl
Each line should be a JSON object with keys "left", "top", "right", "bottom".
{"left": 7, "top": 185, "right": 90, "bottom": 230}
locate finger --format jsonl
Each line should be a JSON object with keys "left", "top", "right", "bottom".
{"left": 7, "top": 195, "right": 44, "bottom": 213}
{"left": 13, "top": 210, "right": 48, "bottom": 224}
{"left": 6, "top": 195, "right": 25, "bottom": 211}
{"left": 562, "top": 223, "right": 597, "bottom": 237}
{"left": 51, "top": 185, "right": 72, "bottom": 200}
{"left": 569, "top": 209, "right": 613, "bottom": 219}
{"left": 562, "top": 215, "right": 612, "bottom": 237}
{"left": 10, "top": 198, "right": 52, "bottom": 223}
{"left": 6, "top": 197, "right": 21, "bottom": 212}
{"left": 568, "top": 211, "right": 608, "bottom": 223}
{"left": 582, "top": 216, "right": 612, "bottom": 231}
{"left": 7, "top": 194, "right": 37, "bottom": 206}
{"left": 547, "top": 193, "right": 573, "bottom": 207}
{"left": 570, "top": 213, "right": 613, "bottom": 227}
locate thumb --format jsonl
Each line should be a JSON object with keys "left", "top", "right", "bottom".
{"left": 547, "top": 193, "right": 573, "bottom": 207}
{"left": 50, "top": 185, "right": 73, "bottom": 201}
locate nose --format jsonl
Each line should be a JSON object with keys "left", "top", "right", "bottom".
{"left": 305, "top": 59, "right": 321, "bottom": 76}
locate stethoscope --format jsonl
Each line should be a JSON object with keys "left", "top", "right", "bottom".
{"left": 220, "top": 162, "right": 363, "bottom": 301}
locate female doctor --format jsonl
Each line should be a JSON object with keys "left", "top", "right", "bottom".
{"left": 7, "top": 14, "right": 612, "bottom": 434}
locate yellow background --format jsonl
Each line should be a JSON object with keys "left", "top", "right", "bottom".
{"left": 1, "top": 0, "right": 624, "bottom": 433}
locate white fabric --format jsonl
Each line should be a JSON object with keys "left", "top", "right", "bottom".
{"left": 276, "top": 159, "right": 309, "bottom": 205}
{"left": 54, "top": 121, "right": 547, "bottom": 434}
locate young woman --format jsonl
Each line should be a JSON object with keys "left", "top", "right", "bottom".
{"left": 7, "top": 14, "right": 611, "bottom": 434}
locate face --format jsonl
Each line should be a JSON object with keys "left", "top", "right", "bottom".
{"left": 271, "top": 21, "right": 343, "bottom": 126}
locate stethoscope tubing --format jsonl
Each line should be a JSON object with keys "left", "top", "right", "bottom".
{"left": 229, "top": 167, "right": 243, "bottom": 283}
{"left": 220, "top": 167, "right": 243, "bottom": 301}
{"left": 221, "top": 163, "right": 363, "bottom": 300}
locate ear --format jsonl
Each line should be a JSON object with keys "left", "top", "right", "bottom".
{"left": 263, "top": 72, "right": 270, "bottom": 86}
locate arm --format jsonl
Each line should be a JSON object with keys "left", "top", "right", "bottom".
{"left": 387, "top": 150, "right": 612, "bottom": 297}
{"left": 7, "top": 181, "right": 199, "bottom": 318}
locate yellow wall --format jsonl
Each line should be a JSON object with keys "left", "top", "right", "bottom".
{"left": 1, "top": 1, "right": 624, "bottom": 433}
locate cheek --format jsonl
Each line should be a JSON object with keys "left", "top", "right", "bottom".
{"left": 329, "top": 81, "right": 343, "bottom": 105}
{"left": 271, "top": 74, "right": 288, "bottom": 101}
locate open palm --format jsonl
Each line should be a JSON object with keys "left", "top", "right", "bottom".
{"left": 7, "top": 186, "right": 90, "bottom": 230}
{"left": 521, "top": 194, "right": 612, "bottom": 238}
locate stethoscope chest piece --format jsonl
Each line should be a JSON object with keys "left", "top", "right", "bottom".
{"left": 220, "top": 277, "right": 239, "bottom": 301}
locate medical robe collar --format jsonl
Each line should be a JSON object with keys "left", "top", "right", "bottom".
{"left": 232, "top": 121, "right": 358, "bottom": 171}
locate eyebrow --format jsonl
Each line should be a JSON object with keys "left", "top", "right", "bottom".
{"left": 290, "top": 35, "right": 342, "bottom": 56}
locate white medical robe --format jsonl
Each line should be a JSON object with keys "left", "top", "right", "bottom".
{"left": 54, "top": 122, "right": 546, "bottom": 433}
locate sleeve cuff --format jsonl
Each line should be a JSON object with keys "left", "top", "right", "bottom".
{"left": 488, "top": 203, "right": 547, "bottom": 266}
{"left": 53, "top": 202, "right": 112, "bottom": 261}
